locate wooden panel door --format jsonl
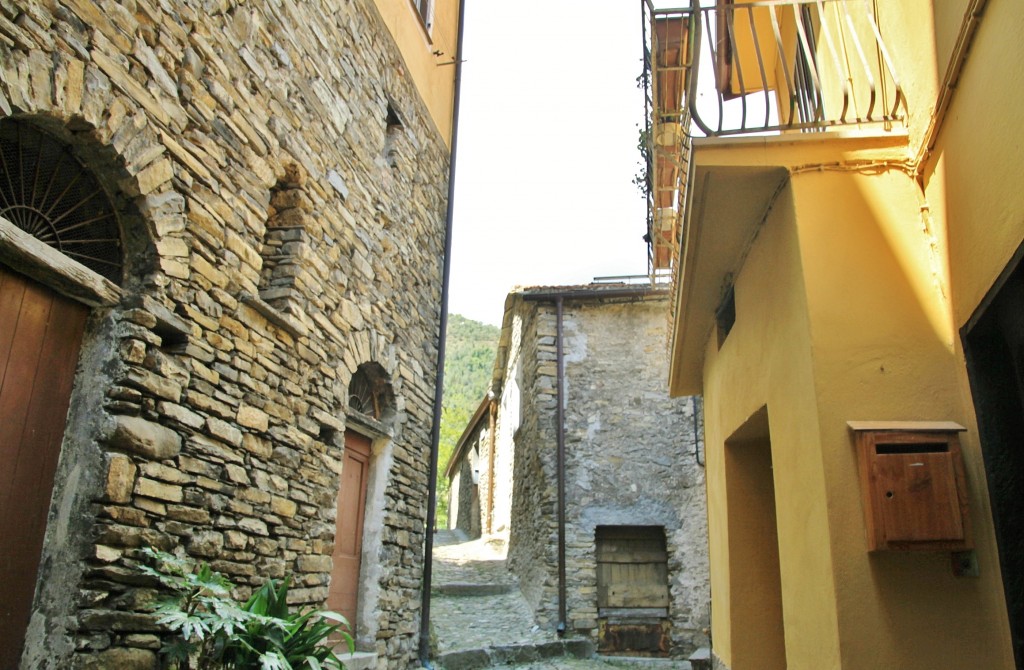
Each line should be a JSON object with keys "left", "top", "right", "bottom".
{"left": 328, "top": 431, "right": 371, "bottom": 630}
{"left": 596, "top": 526, "right": 671, "bottom": 656}
{"left": 0, "top": 266, "right": 88, "bottom": 669}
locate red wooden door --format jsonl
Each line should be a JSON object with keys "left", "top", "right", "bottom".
{"left": 0, "top": 266, "right": 88, "bottom": 668}
{"left": 328, "top": 431, "right": 371, "bottom": 630}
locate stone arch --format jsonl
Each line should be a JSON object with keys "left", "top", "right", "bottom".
{"left": 0, "top": 109, "right": 174, "bottom": 667}
{"left": 0, "top": 49, "right": 184, "bottom": 285}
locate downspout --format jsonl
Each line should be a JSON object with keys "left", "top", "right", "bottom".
{"left": 420, "top": 0, "right": 467, "bottom": 664}
{"left": 555, "top": 297, "right": 567, "bottom": 637}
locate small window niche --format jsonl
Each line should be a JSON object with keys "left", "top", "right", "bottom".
{"left": 848, "top": 421, "right": 972, "bottom": 552}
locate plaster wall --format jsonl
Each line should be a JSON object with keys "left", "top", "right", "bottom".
{"left": 372, "top": 0, "right": 459, "bottom": 145}
{"left": 699, "top": 186, "right": 840, "bottom": 669}
{"left": 792, "top": 169, "right": 1013, "bottom": 669}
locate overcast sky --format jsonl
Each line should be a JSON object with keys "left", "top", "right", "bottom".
{"left": 447, "top": 1, "right": 650, "bottom": 327}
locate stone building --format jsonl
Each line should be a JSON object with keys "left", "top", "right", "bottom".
{"left": 444, "top": 394, "right": 491, "bottom": 539}
{"left": 0, "top": 0, "right": 459, "bottom": 668}
{"left": 446, "top": 283, "right": 710, "bottom": 658}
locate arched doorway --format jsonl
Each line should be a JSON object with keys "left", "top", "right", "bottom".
{"left": 0, "top": 119, "right": 123, "bottom": 668}
{"left": 329, "top": 363, "right": 396, "bottom": 635}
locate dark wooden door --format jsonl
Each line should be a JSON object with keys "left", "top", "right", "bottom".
{"left": 596, "top": 525, "right": 671, "bottom": 656}
{"left": 964, "top": 258, "right": 1024, "bottom": 668}
{"left": 0, "top": 266, "right": 87, "bottom": 669}
{"left": 328, "top": 431, "right": 371, "bottom": 631}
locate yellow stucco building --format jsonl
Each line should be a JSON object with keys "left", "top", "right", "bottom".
{"left": 645, "top": 0, "right": 1023, "bottom": 668}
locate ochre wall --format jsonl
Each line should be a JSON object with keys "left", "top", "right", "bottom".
{"left": 372, "top": 0, "right": 459, "bottom": 145}
{"left": 792, "top": 167, "right": 1013, "bottom": 669}
{"left": 699, "top": 151, "right": 1015, "bottom": 668}
{"left": 701, "top": 184, "right": 842, "bottom": 669}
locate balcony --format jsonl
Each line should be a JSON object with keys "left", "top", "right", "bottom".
{"left": 640, "top": 0, "right": 908, "bottom": 273}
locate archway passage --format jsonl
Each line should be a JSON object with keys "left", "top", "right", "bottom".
{"left": 329, "top": 430, "right": 372, "bottom": 631}
{"left": 0, "top": 266, "right": 88, "bottom": 668}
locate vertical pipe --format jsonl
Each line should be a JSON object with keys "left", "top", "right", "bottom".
{"left": 419, "top": 0, "right": 467, "bottom": 664}
{"left": 556, "top": 297, "right": 567, "bottom": 636}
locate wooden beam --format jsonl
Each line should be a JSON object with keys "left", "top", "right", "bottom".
{"left": 0, "top": 217, "right": 120, "bottom": 307}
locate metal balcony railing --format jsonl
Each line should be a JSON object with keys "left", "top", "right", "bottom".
{"left": 640, "top": 0, "right": 907, "bottom": 274}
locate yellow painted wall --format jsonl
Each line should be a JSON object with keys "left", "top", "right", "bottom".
{"left": 792, "top": 167, "right": 1012, "bottom": 669}
{"left": 678, "top": 1, "right": 1024, "bottom": 666}
{"left": 371, "top": 0, "right": 459, "bottom": 145}
{"left": 701, "top": 183, "right": 842, "bottom": 669}
{"left": 696, "top": 139, "right": 1015, "bottom": 668}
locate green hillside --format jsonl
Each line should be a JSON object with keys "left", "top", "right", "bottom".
{"left": 436, "top": 313, "right": 501, "bottom": 527}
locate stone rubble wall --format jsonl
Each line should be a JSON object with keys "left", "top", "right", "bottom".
{"left": 506, "top": 302, "right": 561, "bottom": 626}
{"left": 504, "top": 295, "right": 710, "bottom": 656}
{"left": 560, "top": 299, "right": 709, "bottom": 656}
{"left": 1, "top": 1, "right": 450, "bottom": 668}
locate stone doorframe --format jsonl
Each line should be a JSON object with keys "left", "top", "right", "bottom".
{"left": 341, "top": 410, "right": 394, "bottom": 652}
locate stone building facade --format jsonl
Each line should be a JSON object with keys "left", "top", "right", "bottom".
{"left": 448, "top": 284, "right": 710, "bottom": 658}
{"left": 445, "top": 395, "right": 490, "bottom": 538}
{"left": 0, "top": 1, "right": 458, "bottom": 668}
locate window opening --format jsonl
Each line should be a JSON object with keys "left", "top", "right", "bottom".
{"left": 413, "top": 0, "right": 434, "bottom": 32}
{"left": 0, "top": 120, "right": 122, "bottom": 283}
{"left": 258, "top": 166, "right": 311, "bottom": 315}
{"left": 716, "top": 284, "right": 736, "bottom": 347}
{"left": 384, "top": 104, "right": 404, "bottom": 170}
{"left": 348, "top": 362, "right": 395, "bottom": 421}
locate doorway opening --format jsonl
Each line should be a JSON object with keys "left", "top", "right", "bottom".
{"left": 596, "top": 525, "right": 671, "bottom": 656}
{"left": 724, "top": 406, "right": 786, "bottom": 670}
{"left": 329, "top": 430, "right": 372, "bottom": 631}
{"left": 963, "top": 251, "right": 1024, "bottom": 667}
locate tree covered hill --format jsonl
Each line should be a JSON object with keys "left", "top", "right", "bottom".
{"left": 436, "top": 313, "right": 501, "bottom": 527}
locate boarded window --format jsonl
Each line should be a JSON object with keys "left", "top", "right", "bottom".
{"left": 596, "top": 525, "right": 671, "bottom": 656}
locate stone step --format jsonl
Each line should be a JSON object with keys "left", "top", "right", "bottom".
{"left": 433, "top": 582, "right": 514, "bottom": 596}
{"left": 336, "top": 649, "right": 376, "bottom": 670}
{"left": 687, "top": 647, "right": 711, "bottom": 670}
{"left": 435, "top": 638, "right": 595, "bottom": 670}
{"left": 599, "top": 656, "right": 694, "bottom": 669}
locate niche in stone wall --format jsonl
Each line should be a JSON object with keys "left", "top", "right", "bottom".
{"left": 348, "top": 362, "right": 396, "bottom": 425}
{"left": 383, "top": 102, "right": 405, "bottom": 170}
{"left": 258, "top": 163, "right": 313, "bottom": 319}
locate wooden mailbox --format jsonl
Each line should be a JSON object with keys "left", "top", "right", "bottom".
{"left": 848, "top": 421, "right": 972, "bottom": 552}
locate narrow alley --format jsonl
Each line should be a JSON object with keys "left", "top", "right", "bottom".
{"left": 429, "top": 530, "right": 696, "bottom": 670}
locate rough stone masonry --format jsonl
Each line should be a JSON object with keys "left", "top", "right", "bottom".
{"left": 0, "top": 1, "right": 450, "bottom": 668}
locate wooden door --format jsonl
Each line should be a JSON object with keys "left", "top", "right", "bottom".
{"left": 596, "top": 525, "right": 671, "bottom": 656}
{"left": 328, "top": 431, "right": 371, "bottom": 630}
{"left": 0, "top": 266, "right": 88, "bottom": 669}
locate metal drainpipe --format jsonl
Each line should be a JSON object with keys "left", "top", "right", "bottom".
{"left": 555, "top": 297, "right": 567, "bottom": 637}
{"left": 419, "top": 0, "right": 467, "bottom": 664}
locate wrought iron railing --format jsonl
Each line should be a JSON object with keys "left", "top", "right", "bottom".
{"left": 641, "top": 0, "right": 908, "bottom": 275}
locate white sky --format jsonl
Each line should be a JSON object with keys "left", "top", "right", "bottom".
{"left": 448, "top": 1, "right": 651, "bottom": 327}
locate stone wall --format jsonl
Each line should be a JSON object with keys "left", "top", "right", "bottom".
{"left": 0, "top": 1, "right": 451, "bottom": 668}
{"left": 504, "top": 291, "right": 710, "bottom": 656}
{"left": 506, "top": 303, "right": 560, "bottom": 625}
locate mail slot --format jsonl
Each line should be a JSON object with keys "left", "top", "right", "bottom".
{"left": 848, "top": 422, "right": 972, "bottom": 552}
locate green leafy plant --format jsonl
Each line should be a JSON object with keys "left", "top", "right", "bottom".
{"left": 139, "top": 548, "right": 353, "bottom": 670}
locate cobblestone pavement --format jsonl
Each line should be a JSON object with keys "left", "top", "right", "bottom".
{"left": 430, "top": 529, "right": 553, "bottom": 653}
{"left": 429, "top": 531, "right": 692, "bottom": 669}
